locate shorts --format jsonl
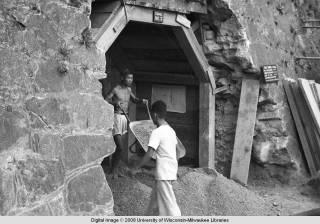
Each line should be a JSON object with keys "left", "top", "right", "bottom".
{"left": 112, "top": 114, "right": 128, "bottom": 136}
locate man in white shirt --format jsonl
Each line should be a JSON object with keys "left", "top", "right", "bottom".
{"left": 131, "top": 100, "right": 181, "bottom": 216}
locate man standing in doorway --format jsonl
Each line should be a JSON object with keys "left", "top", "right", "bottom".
{"left": 105, "top": 68, "right": 148, "bottom": 178}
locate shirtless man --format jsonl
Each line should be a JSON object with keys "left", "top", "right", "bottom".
{"left": 105, "top": 69, "right": 148, "bottom": 178}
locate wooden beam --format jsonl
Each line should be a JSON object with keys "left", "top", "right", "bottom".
{"left": 173, "top": 26, "right": 215, "bottom": 90}
{"left": 122, "top": 48, "right": 187, "bottom": 61}
{"left": 118, "top": 35, "right": 180, "bottom": 50}
{"left": 134, "top": 71, "right": 198, "bottom": 85}
{"left": 298, "top": 78, "right": 320, "bottom": 135}
{"left": 124, "top": 0, "right": 207, "bottom": 14}
{"left": 230, "top": 78, "right": 260, "bottom": 185}
{"left": 131, "top": 59, "right": 193, "bottom": 73}
{"left": 127, "top": 5, "right": 182, "bottom": 27}
{"left": 94, "top": 6, "right": 128, "bottom": 52}
{"left": 283, "top": 80, "right": 317, "bottom": 176}
{"left": 199, "top": 82, "right": 215, "bottom": 168}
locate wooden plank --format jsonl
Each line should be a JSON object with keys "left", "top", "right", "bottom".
{"left": 118, "top": 35, "right": 180, "bottom": 50}
{"left": 127, "top": 6, "right": 181, "bottom": 27}
{"left": 122, "top": 48, "right": 187, "bottom": 61}
{"left": 94, "top": 6, "right": 128, "bottom": 52}
{"left": 298, "top": 78, "right": 320, "bottom": 135}
{"left": 311, "top": 83, "right": 320, "bottom": 107}
{"left": 134, "top": 71, "right": 198, "bottom": 85}
{"left": 199, "top": 82, "right": 215, "bottom": 168}
{"left": 283, "top": 81, "right": 317, "bottom": 175}
{"left": 230, "top": 78, "right": 260, "bottom": 185}
{"left": 291, "top": 83, "right": 320, "bottom": 171}
{"left": 173, "top": 26, "right": 209, "bottom": 83}
{"left": 124, "top": 0, "right": 207, "bottom": 14}
{"left": 131, "top": 59, "right": 193, "bottom": 73}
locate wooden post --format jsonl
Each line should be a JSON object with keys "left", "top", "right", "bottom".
{"left": 199, "top": 82, "right": 215, "bottom": 168}
{"left": 230, "top": 78, "right": 260, "bottom": 185}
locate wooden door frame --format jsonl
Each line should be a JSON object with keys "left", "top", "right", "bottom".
{"left": 93, "top": 4, "right": 216, "bottom": 169}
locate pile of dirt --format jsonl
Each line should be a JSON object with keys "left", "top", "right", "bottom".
{"left": 106, "top": 167, "right": 276, "bottom": 216}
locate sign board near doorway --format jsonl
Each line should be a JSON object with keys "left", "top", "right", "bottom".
{"left": 262, "top": 65, "right": 279, "bottom": 83}
{"left": 151, "top": 84, "right": 186, "bottom": 113}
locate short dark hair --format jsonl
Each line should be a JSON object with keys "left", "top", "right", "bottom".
{"left": 151, "top": 100, "right": 167, "bottom": 119}
{"left": 121, "top": 68, "right": 132, "bottom": 78}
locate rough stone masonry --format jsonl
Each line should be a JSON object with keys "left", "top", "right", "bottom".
{"left": 1, "top": 0, "right": 320, "bottom": 216}
{"left": 0, "top": 0, "right": 114, "bottom": 215}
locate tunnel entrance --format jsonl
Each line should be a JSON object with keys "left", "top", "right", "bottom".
{"left": 90, "top": 0, "right": 216, "bottom": 169}
{"left": 102, "top": 21, "right": 200, "bottom": 166}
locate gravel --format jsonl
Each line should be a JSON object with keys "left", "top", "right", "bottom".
{"left": 106, "top": 167, "right": 275, "bottom": 216}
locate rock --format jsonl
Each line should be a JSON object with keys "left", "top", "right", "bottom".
{"left": 25, "top": 97, "right": 70, "bottom": 126}
{"left": 0, "top": 169, "right": 16, "bottom": 215}
{"left": 66, "top": 166, "right": 113, "bottom": 215}
{"left": 18, "top": 204, "right": 52, "bottom": 216}
{"left": 62, "top": 134, "right": 114, "bottom": 171}
{"left": 252, "top": 136, "right": 294, "bottom": 168}
{"left": 25, "top": 94, "right": 113, "bottom": 130}
{"left": 0, "top": 109, "right": 29, "bottom": 152}
{"left": 14, "top": 157, "right": 65, "bottom": 207}
{"left": 32, "top": 133, "right": 63, "bottom": 160}
{"left": 47, "top": 191, "right": 67, "bottom": 216}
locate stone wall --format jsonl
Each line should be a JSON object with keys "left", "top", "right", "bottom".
{"left": 206, "top": 0, "right": 317, "bottom": 183}
{"left": 0, "top": 0, "right": 115, "bottom": 215}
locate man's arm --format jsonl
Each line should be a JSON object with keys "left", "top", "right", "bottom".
{"left": 105, "top": 88, "right": 117, "bottom": 105}
{"left": 135, "top": 146, "right": 155, "bottom": 169}
{"left": 129, "top": 88, "right": 147, "bottom": 104}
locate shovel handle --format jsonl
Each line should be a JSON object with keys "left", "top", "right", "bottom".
{"left": 146, "top": 101, "right": 152, "bottom": 121}
{"left": 117, "top": 104, "right": 131, "bottom": 122}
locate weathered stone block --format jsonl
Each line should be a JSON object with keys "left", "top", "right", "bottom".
{"left": 252, "top": 137, "right": 294, "bottom": 168}
{"left": 25, "top": 97, "right": 70, "bottom": 126}
{"left": 47, "top": 191, "right": 67, "bottom": 216}
{"left": 66, "top": 166, "right": 113, "bottom": 215}
{"left": 35, "top": 59, "right": 82, "bottom": 93}
{"left": 18, "top": 204, "right": 52, "bottom": 216}
{"left": 40, "top": 2, "right": 90, "bottom": 37}
{"left": 13, "top": 157, "right": 65, "bottom": 207}
{"left": 0, "top": 169, "right": 16, "bottom": 215}
{"left": 62, "top": 134, "right": 115, "bottom": 171}
{"left": 0, "top": 109, "right": 29, "bottom": 152}
{"left": 25, "top": 94, "right": 113, "bottom": 130}
{"left": 68, "top": 94, "right": 114, "bottom": 130}
{"left": 31, "top": 133, "right": 63, "bottom": 160}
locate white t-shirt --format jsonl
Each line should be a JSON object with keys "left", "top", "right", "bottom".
{"left": 148, "top": 124, "right": 178, "bottom": 180}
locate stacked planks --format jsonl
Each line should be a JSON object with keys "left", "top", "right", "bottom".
{"left": 283, "top": 78, "right": 320, "bottom": 176}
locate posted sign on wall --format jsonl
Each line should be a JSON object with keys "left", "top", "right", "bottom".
{"left": 262, "top": 65, "right": 279, "bottom": 83}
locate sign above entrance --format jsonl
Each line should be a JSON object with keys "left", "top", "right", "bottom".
{"left": 153, "top": 11, "right": 164, "bottom": 23}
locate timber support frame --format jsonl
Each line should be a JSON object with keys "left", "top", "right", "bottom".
{"left": 93, "top": 3, "right": 216, "bottom": 169}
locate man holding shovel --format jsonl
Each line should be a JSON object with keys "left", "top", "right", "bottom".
{"left": 105, "top": 68, "right": 148, "bottom": 178}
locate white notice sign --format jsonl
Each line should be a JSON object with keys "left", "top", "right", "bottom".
{"left": 151, "top": 85, "right": 186, "bottom": 113}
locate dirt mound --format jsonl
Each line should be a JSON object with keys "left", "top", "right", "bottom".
{"left": 106, "top": 167, "right": 276, "bottom": 216}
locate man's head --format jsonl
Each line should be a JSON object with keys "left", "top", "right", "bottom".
{"left": 150, "top": 100, "right": 167, "bottom": 126}
{"left": 121, "top": 68, "right": 133, "bottom": 87}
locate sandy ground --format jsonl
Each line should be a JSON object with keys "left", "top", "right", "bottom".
{"left": 103, "top": 165, "right": 320, "bottom": 216}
